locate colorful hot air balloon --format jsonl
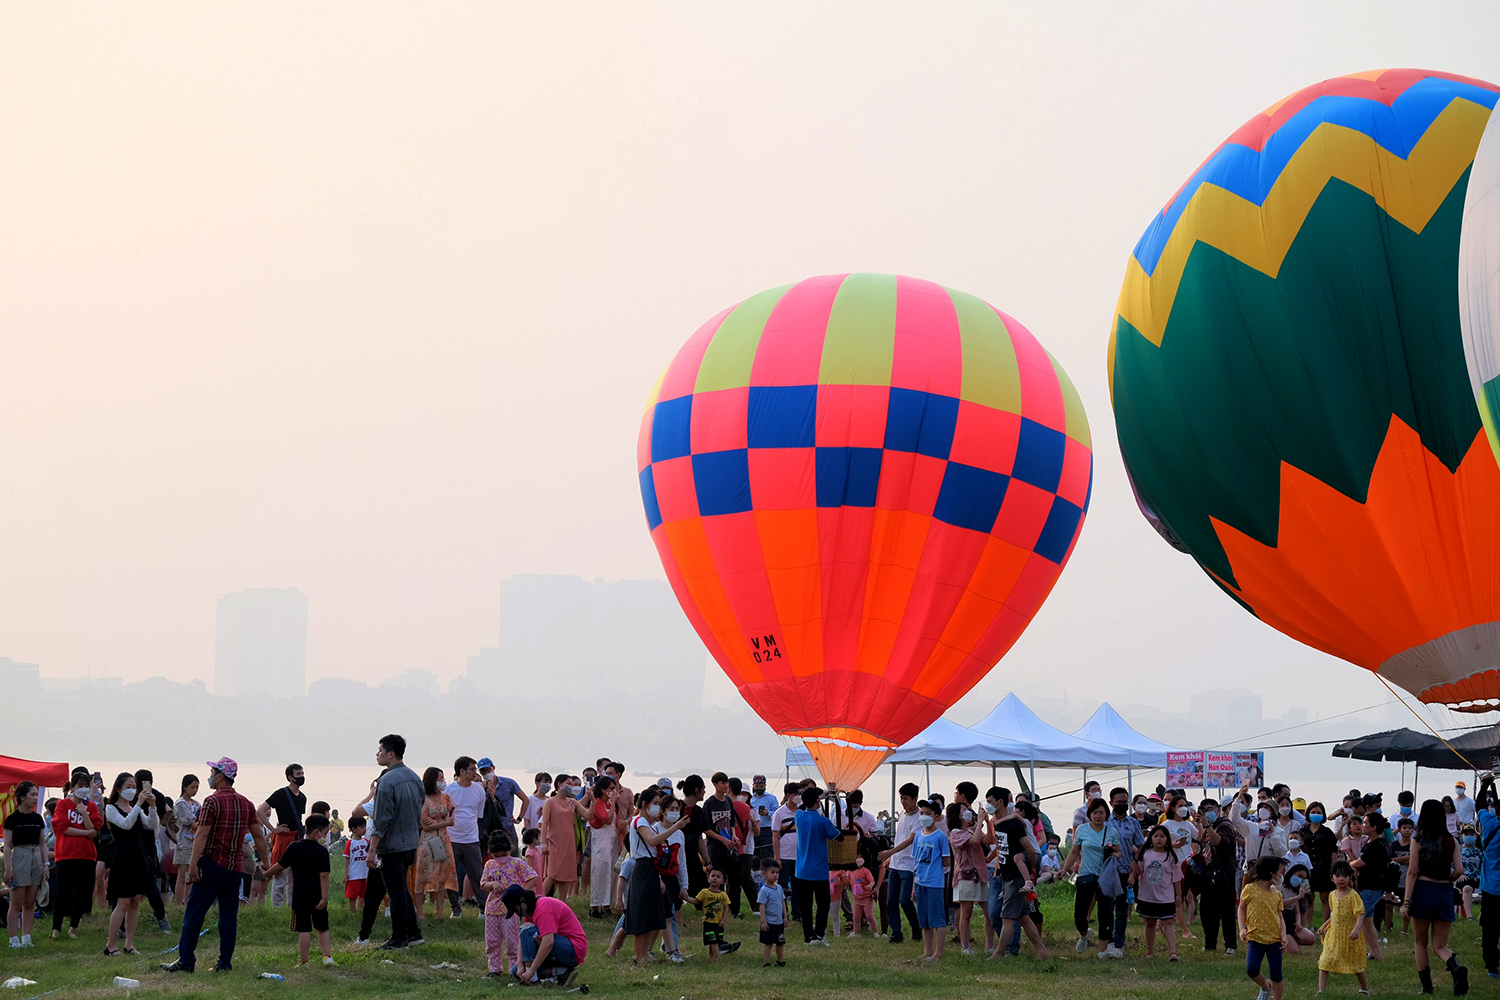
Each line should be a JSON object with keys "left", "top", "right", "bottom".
{"left": 639, "top": 274, "right": 1092, "bottom": 788}
{"left": 1461, "top": 108, "right": 1500, "bottom": 464}
{"left": 1109, "top": 69, "right": 1500, "bottom": 710}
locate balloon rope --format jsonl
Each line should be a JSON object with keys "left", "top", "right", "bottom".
{"left": 1375, "top": 675, "right": 1479, "bottom": 770}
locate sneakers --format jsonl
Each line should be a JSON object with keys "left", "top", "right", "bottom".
{"left": 161, "top": 961, "right": 194, "bottom": 973}
{"left": 1075, "top": 935, "right": 1089, "bottom": 954}
{"left": 1225, "top": 948, "right": 1237, "bottom": 956}
{"left": 1256, "top": 990, "right": 1271, "bottom": 1000}
{"left": 668, "top": 952, "right": 686, "bottom": 963}
{"left": 723, "top": 942, "right": 741, "bottom": 954}
{"left": 962, "top": 947, "right": 975, "bottom": 956}
{"left": 1097, "top": 946, "right": 1124, "bottom": 960}
{"left": 406, "top": 937, "right": 426, "bottom": 947}
{"left": 807, "top": 937, "right": 832, "bottom": 947}
{"left": 888, "top": 934, "right": 905, "bottom": 944}
{"left": 7, "top": 939, "right": 18, "bottom": 949}
{"left": 159, "top": 917, "right": 172, "bottom": 934}
{"left": 322, "top": 957, "right": 335, "bottom": 967}
{"left": 352, "top": 937, "right": 370, "bottom": 947}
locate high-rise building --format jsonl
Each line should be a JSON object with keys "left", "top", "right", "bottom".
{"left": 467, "top": 575, "right": 706, "bottom": 710}
{"left": 215, "top": 588, "right": 308, "bottom": 698}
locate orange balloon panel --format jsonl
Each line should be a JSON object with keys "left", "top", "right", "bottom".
{"left": 639, "top": 275, "right": 1093, "bottom": 784}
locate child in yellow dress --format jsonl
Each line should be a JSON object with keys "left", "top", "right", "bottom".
{"left": 1316, "top": 861, "right": 1370, "bottom": 994}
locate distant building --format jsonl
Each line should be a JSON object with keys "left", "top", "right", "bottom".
{"left": 0, "top": 658, "right": 41, "bottom": 714}
{"left": 467, "top": 575, "right": 706, "bottom": 711}
{"left": 215, "top": 588, "right": 308, "bottom": 698}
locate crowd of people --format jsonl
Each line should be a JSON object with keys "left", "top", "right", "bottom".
{"left": 6, "top": 739, "right": 1500, "bottom": 996}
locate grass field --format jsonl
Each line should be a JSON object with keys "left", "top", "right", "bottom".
{"left": 3, "top": 866, "right": 1488, "bottom": 999}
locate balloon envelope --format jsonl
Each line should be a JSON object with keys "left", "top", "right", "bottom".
{"left": 1110, "top": 69, "right": 1500, "bottom": 710}
{"left": 1461, "top": 109, "right": 1500, "bottom": 466}
{"left": 640, "top": 274, "right": 1092, "bottom": 787}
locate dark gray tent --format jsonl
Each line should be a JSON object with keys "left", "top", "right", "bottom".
{"left": 1331, "top": 728, "right": 1439, "bottom": 762}
{"left": 1409, "top": 724, "right": 1500, "bottom": 770}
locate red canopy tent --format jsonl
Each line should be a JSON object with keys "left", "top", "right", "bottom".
{"left": 0, "top": 754, "right": 70, "bottom": 822}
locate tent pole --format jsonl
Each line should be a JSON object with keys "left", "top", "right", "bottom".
{"left": 925, "top": 761, "right": 931, "bottom": 795}
{"left": 1012, "top": 763, "right": 1028, "bottom": 798}
{"left": 1415, "top": 765, "right": 1420, "bottom": 797}
{"left": 1128, "top": 765, "right": 1133, "bottom": 797}
{"left": 991, "top": 765, "right": 996, "bottom": 790}
{"left": 1029, "top": 760, "right": 1036, "bottom": 797}
{"left": 891, "top": 763, "right": 897, "bottom": 816}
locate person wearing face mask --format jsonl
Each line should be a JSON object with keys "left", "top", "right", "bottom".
{"left": 1072, "top": 781, "right": 1103, "bottom": 835}
{"left": 1103, "top": 787, "right": 1144, "bottom": 957}
{"left": 264, "top": 763, "right": 307, "bottom": 909}
{"left": 1298, "top": 801, "right": 1338, "bottom": 926}
{"left": 1062, "top": 797, "right": 1122, "bottom": 959}
{"left": 1230, "top": 779, "right": 1289, "bottom": 870}
{"left": 538, "top": 773, "right": 592, "bottom": 903}
{"left": 415, "top": 767, "right": 460, "bottom": 921}
{"left": 1278, "top": 861, "right": 1317, "bottom": 954}
{"left": 1455, "top": 781, "right": 1478, "bottom": 828}
{"left": 102, "top": 771, "right": 158, "bottom": 955}
{"left": 1198, "top": 796, "right": 1240, "bottom": 954}
{"left": 623, "top": 787, "right": 692, "bottom": 963}
{"left": 524, "top": 773, "right": 553, "bottom": 832}
{"left": 945, "top": 801, "right": 989, "bottom": 955}
{"left": 1161, "top": 797, "right": 1198, "bottom": 939}
{"left": 1283, "top": 831, "right": 1312, "bottom": 874}
{"left": 1458, "top": 824, "right": 1482, "bottom": 920}
{"left": 49, "top": 768, "right": 102, "bottom": 939}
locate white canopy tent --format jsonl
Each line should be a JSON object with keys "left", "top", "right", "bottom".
{"left": 969, "top": 693, "right": 1136, "bottom": 793}
{"left": 1070, "top": 702, "right": 1185, "bottom": 768}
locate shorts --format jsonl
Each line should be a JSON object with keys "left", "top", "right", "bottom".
{"left": 703, "top": 922, "right": 726, "bottom": 946}
{"left": 998, "top": 877, "right": 1028, "bottom": 920}
{"left": 1359, "top": 889, "right": 1384, "bottom": 915}
{"left": 1408, "top": 879, "right": 1456, "bottom": 922}
{"left": 954, "top": 879, "right": 986, "bottom": 903}
{"left": 759, "top": 922, "right": 785, "bottom": 946}
{"left": 1137, "top": 899, "right": 1177, "bottom": 920}
{"left": 1246, "top": 940, "right": 1282, "bottom": 982}
{"left": 5, "top": 844, "right": 45, "bottom": 888}
{"left": 292, "top": 907, "right": 330, "bottom": 933}
{"left": 345, "top": 878, "right": 367, "bottom": 900}
{"left": 173, "top": 840, "right": 195, "bottom": 866}
{"left": 915, "top": 884, "right": 946, "bottom": 929}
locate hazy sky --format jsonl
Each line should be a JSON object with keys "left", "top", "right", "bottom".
{"left": 4, "top": 3, "right": 1500, "bottom": 733}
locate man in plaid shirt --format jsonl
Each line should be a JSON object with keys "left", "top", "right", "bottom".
{"left": 163, "top": 757, "right": 269, "bottom": 973}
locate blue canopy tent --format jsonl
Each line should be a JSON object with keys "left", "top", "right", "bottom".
{"left": 1069, "top": 701, "right": 1187, "bottom": 794}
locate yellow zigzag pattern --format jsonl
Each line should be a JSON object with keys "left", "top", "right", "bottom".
{"left": 1112, "top": 96, "right": 1494, "bottom": 354}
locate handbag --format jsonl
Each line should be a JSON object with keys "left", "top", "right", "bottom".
{"left": 424, "top": 833, "right": 447, "bottom": 862}
{"left": 1098, "top": 856, "right": 1124, "bottom": 898}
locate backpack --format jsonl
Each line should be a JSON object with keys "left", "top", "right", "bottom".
{"left": 633, "top": 817, "right": 680, "bottom": 877}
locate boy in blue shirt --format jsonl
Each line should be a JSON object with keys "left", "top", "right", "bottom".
{"left": 758, "top": 858, "right": 787, "bottom": 966}
{"left": 911, "top": 799, "right": 951, "bottom": 961}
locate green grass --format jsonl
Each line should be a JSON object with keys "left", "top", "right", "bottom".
{"left": 3, "top": 872, "right": 1487, "bottom": 999}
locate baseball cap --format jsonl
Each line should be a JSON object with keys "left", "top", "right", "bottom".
{"left": 500, "top": 884, "right": 534, "bottom": 917}
{"left": 1293, "top": 797, "right": 1307, "bottom": 811}
{"left": 752, "top": 774, "right": 767, "bottom": 783}
{"left": 1456, "top": 780, "right": 1467, "bottom": 789}
{"left": 657, "top": 777, "right": 673, "bottom": 790}
{"left": 476, "top": 757, "right": 495, "bottom": 771}
{"left": 207, "top": 756, "right": 239, "bottom": 780}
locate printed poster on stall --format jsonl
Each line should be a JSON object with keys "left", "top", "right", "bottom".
{"left": 1204, "top": 751, "right": 1237, "bottom": 788}
{"left": 1234, "top": 752, "right": 1265, "bottom": 786}
{"left": 1165, "top": 751, "right": 1204, "bottom": 788}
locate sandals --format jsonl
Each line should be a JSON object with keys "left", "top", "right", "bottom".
{"left": 104, "top": 947, "right": 121, "bottom": 956}
{"left": 123, "top": 947, "right": 141, "bottom": 955}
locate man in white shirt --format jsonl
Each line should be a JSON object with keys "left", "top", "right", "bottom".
{"left": 877, "top": 783, "right": 923, "bottom": 944}
{"left": 1455, "top": 781, "right": 1478, "bottom": 827}
{"left": 447, "top": 756, "right": 489, "bottom": 915}
{"left": 771, "top": 783, "right": 801, "bottom": 923}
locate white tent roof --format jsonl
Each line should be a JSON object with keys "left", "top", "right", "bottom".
{"left": 1071, "top": 702, "right": 1185, "bottom": 768}
{"left": 970, "top": 693, "right": 1134, "bottom": 768}
{"left": 887, "top": 718, "right": 1016, "bottom": 765}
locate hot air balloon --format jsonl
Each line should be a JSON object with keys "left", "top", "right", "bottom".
{"left": 1461, "top": 107, "right": 1500, "bottom": 465}
{"left": 1109, "top": 69, "right": 1500, "bottom": 710}
{"left": 639, "top": 274, "right": 1092, "bottom": 788}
